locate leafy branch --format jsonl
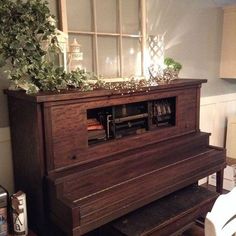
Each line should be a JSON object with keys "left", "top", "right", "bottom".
{"left": 0, "top": 0, "right": 93, "bottom": 94}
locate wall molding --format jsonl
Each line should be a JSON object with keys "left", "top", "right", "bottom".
{"left": 0, "top": 127, "right": 10, "bottom": 143}
{"left": 201, "top": 93, "right": 236, "bottom": 106}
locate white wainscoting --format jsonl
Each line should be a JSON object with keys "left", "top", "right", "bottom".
{"left": 0, "top": 127, "right": 14, "bottom": 193}
{"left": 199, "top": 93, "right": 236, "bottom": 185}
{"left": 200, "top": 93, "right": 236, "bottom": 147}
{"left": 1, "top": 93, "right": 236, "bottom": 192}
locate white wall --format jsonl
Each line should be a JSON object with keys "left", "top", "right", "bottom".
{"left": 0, "top": 127, "right": 14, "bottom": 194}
{"left": 147, "top": 0, "right": 236, "bottom": 97}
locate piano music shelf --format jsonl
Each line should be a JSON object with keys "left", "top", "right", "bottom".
{"left": 87, "top": 97, "right": 176, "bottom": 145}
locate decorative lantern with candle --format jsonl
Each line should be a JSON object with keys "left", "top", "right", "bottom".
{"left": 147, "top": 35, "right": 165, "bottom": 80}
{"left": 47, "top": 16, "right": 69, "bottom": 72}
{"left": 68, "top": 38, "right": 83, "bottom": 72}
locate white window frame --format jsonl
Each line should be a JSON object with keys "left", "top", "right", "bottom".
{"left": 58, "top": 0, "right": 147, "bottom": 78}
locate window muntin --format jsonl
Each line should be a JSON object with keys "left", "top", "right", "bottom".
{"left": 59, "top": 0, "right": 146, "bottom": 78}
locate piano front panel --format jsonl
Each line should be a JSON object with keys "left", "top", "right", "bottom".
{"left": 45, "top": 86, "right": 199, "bottom": 171}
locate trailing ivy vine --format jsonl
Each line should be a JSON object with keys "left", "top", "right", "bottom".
{"left": 0, "top": 0, "right": 93, "bottom": 94}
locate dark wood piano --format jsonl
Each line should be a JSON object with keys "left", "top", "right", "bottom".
{"left": 6, "top": 79, "right": 226, "bottom": 236}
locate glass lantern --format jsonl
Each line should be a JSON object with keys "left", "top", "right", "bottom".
{"left": 46, "top": 16, "right": 69, "bottom": 72}
{"left": 68, "top": 38, "right": 83, "bottom": 72}
{"left": 147, "top": 35, "right": 165, "bottom": 80}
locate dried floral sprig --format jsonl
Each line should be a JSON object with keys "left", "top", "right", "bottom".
{"left": 91, "top": 77, "right": 159, "bottom": 95}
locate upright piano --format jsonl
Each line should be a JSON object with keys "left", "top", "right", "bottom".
{"left": 6, "top": 79, "right": 226, "bottom": 235}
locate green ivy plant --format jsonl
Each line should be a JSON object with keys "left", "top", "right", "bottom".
{"left": 0, "top": 0, "right": 93, "bottom": 94}
{"left": 164, "top": 57, "right": 182, "bottom": 71}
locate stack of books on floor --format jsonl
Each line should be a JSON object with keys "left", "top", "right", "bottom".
{"left": 87, "top": 118, "right": 106, "bottom": 144}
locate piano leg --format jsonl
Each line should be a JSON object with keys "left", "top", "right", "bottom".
{"left": 216, "top": 169, "right": 224, "bottom": 194}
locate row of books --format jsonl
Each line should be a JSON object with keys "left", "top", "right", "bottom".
{"left": 87, "top": 118, "right": 106, "bottom": 143}
{"left": 153, "top": 101, "right": 172, "bottom": 117}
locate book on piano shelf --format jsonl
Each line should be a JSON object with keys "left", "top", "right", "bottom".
{"left": 87, "top": 118, "right": 104, "bottom": 131}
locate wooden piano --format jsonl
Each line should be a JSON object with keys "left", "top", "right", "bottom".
{"left": 6, "top": 79, "right": 226, "bottom": 236}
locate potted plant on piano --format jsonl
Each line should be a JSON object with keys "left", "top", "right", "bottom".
{"left": 0, "top": 0, "right": 92, "bottom": 95}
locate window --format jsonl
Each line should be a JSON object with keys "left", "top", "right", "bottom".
{"left": 58, "top": 0, "right": 146, "bottom": 78}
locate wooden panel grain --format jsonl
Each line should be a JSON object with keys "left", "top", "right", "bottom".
{"left": 78, "top": 152, "right": 223, "bottom": 227}
{"left": 49, "top": 148, "right": 225, "bottom": 235}
{"left": 7, "top": 97, "right": 47, "bottom": 234}
{"left": 50, "top": 104, "right": 88, "bottom": 169}
{"left": 105, "top": 186, "right": 217, "bottom": 236}
{"left": 5, "top": 79, "right": 207, "bottom": 103}
{"left": 48, "top": 87, "right": 200, "bottom": 170}
{"left": 60, "top": 133, "right": 210, "bottom": 197}
{"left": 177, "top": 88, "right": 197, "bottom": 132}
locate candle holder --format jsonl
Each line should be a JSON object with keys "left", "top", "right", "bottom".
{"left": 68, "top": 38, "right": 83, "bottom": 72}
{"left": 147, "top": 35, "right": 165, "bottom": 80}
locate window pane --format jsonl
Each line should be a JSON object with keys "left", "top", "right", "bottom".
{"left": 121, "top": 0, "right": 140, "bottom": 34}
{"left": 68, "top": 34, "right": 93, "bottom": 72}
{"left": 48, "top": 0, "right": 58, "bottom": 22}
{"left": 98, "top": 36, "right": 119, "bottom": 77}
{"left": 96, "top": 0, "right": 118, "bottom": 33}
{"left": 67, "top": 0, "right": 92, "bottom": 31}
{"left": 122, "top": 38, "right": 142, "bottom": 77}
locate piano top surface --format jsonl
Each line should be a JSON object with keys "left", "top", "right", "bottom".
{"left": 5, "top": 78, "right": 207, "bottom": 103}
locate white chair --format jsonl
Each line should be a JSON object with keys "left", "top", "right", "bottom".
{"left": 205, "top": 187, "right": 236, "bottom": 236}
